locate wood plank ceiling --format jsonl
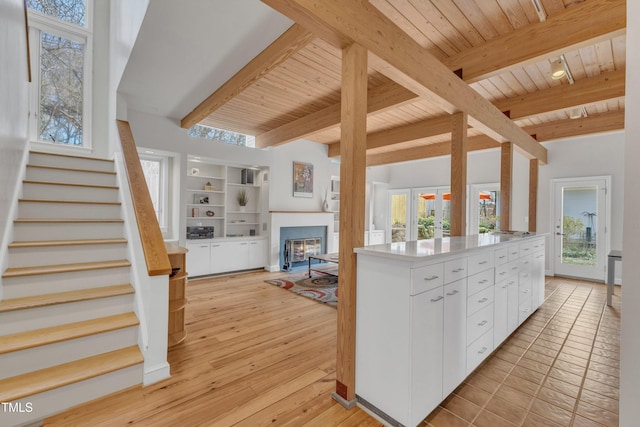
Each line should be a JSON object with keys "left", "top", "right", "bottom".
{"left": 181, "top": 0, "right": 626, "bottom": 166}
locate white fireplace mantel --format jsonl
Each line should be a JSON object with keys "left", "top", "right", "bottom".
{"left": 268, "top": 211, "right": 335, "bottom": 271}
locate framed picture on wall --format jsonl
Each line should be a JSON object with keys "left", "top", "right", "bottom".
{"left": 293, "top": 161, "right": 313, "bottom": 198}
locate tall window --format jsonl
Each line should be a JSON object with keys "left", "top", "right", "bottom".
{"left": 27, "top": 0, "right": 92, "bottom": 147}
{"left": 139, "top": 154, "right": 168, "bottom": 232}
{"left": 188, "top": 124, "right": 256, "bottom": 148}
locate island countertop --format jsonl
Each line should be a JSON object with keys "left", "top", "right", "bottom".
{"left": 354, "top": 232, "right": 544, "bottom": 263}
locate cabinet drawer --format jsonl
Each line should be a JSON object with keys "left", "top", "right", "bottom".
{"left": 467, "top": 285, "right": 494, "bottom": 316}
{"left": 411, "top": 263, "right": 444, "bottom": 295}
{"left": 467, "top": 303, "right": 494, "bottom": 345}
{"left": 519, "top": 241, "right": 534, "bottom": 255}
{"left": 496, "top": 259, "right": 519, "bottom": 281}
{"left": 467, "top": 329, "right": 494, "bottom": 374}
{"left": 531, "top": 238, "right": 545, "bottom": 253}
{"left": 468, "top": 252, "right": 494, "bottom": 276}
{"left": 494, "top": 248, "right": 509, "bottom": 266}
{"left": 519, "top": 279, "right": 532, "bottom": 308}
{"left": 519, "top": 305, "right": 533, "bottom": 323}
{"left": 519, "top": 254, "right": 532, "bottom": 276}
{"left": 468, "top": 268, "right": 494, "bottom": 296}
{"left": 444, "top": 258, "right": 468, "bottom": 284}
{"left": 507, "top": 246, "right": 520, "bottom": 262}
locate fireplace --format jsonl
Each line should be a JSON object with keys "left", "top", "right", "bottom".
{"left": 279, "top": 226, "right": 326, "bottom": 271}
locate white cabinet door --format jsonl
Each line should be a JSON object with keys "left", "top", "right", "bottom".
{"left": 369, "top": 230, "right": 385, "bottom": 245}
{"left": 494, "top": 279, "right": 509, "bottom": 345}
{"left": 248, "top": 239, "right": 267, "bottom": 269}
{"left": 532, "top": 250, "right": 545, "bottom": 309}
{"left": 443, "top": 279, "right": 467, "bottom": 396}
{"left": 507, "top": 276, "right": 519, "bottom": 333}
{"left": 410, "top": 286, "right": 444, "bottom": 427}
{"left": 211, "top": 241, "right": 250, "bottom": 273}
{"left": 186, "top": 243, "right": 210, "bottom": 277}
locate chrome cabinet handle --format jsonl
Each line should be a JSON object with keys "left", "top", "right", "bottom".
{"left": 498, "top": 255, "right": 506, "bottom": 259}
{"left": 446, "top": 290, "right": 459, "bottom": 296}
{"left": 502, "top": 284, "right": 508, "bottom": 289}
{"left": 430, "top": 295, "right": 444, "bottom": 302}
{"left": 512, "top": 266, "right": 518, "bottom": 270}
{"left": 424, "top": 275, "right": 439, "bottom": 281}
{"left": 478, "top": 297, "right": 488, "bottom": 303}
{"left": 479, "top": 261, "right": 488, "bottom": 265}
{"left": 479, "top": 279, "right": 488, "bottom": 284}
{"left": 499, "top": 271, "right": 506, "bottom": 276}
{"left": 452, "top": 267, "right": 465, "bottom": 273}
{"left": 478, "top": 320, "right": 488, "bottom": 326}
{"left": 478, "top": 346, "right": 488, "bottom": 354}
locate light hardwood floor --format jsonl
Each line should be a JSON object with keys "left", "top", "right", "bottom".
{"left": 44, "top": 271, "right": 620, "bottom": 426}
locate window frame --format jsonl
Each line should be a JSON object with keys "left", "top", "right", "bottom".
{"left": 27, "top": 1, "right": 93, "bottom": 149}
{"left": 139, "top": 153, "right": 169, "bottom": 233}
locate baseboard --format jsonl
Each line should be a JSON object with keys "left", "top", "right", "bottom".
{"left": 267, "top": 264, "right": 281, "bottom": 272}
{"left": 143, "top": 361, "right": 170, "bottom": 386}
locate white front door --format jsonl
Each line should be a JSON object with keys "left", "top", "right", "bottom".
{"left": 389, "top": 189, "right": 411, "bottom": 242}
{"left": 552, "top": 177, "right": 609, "bottom": 281}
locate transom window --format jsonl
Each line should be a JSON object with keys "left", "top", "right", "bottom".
{"left": 27, "top": 0, "right": 92, "bottom": 147}
{"left": 188, "top": 124, "right": 256, "bottom": 148}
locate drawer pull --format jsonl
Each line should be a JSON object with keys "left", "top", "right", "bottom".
{"left": 511, "top": 251, "right": 518, "bottom": 255}
{"left": 499, "top": 271, "right": 507, "bottom": 276}
{"left": 522, "top": 261, "right": 529, "bottom": 264}
{"left": 430, "top": 295, "right": 444, "bottom": 303}
{"left": 478, "top": 297, "right": 489, "bottom": 303}
{"left": 478, "top": 346, "right": 488, "bottom": 354}
{"left": 524, "top": 248, "right": 530, "bottom": 251}
{"left": 452, "top": 268, "right": 465, "bottom": 273}
{"left": 478, "top": 320, "right": 488, "bottom": 326}
{"left": 424, "top": 275, "right": 439, "bottom": 281}
{"left": 446, "top": 290, "right": 459, "bottom": 296}
{"left": 498, "top": 255, "right": 506, "bottom": 259}
{"left": 522, "top": 274, "right": 529, "bottom": 278}
{"left": 512, "top": 266, "right": 518, "bottom": 270}
{"left": 479, "top": 261, "right": 488, "bottom": 265}
{"left": 212, "top": 245, "right": 221, "bottom": 247}
{"left": 508, "top": 281, "right": 515, "bottom": 285}
{"left": 479, "top": 279, "right": 488, "bottom": 284}
{"left": 522, "top": 289, "right": 529, "bottom": 294}
{"left": 200, "top": 245, "right": 208, "bottom": 248}
{"left": 502, "top": 284, "right": 508, "bottom": 289}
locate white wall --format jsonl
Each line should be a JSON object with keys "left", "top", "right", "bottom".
{"left": 0, "top": 0, "right": 30, "bottom": 287}
{"left": 621, "top": 0, "right": 640, "bottom": 422}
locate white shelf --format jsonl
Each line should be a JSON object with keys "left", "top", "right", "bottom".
{"left": 188, "top": 216, "right": 225, "bottom": 220}
{"left": 187, "top": 174, "right": 225, "bottom": 180}
{"left": 228, "top": 222, "right": 260, "bottom": 225}
{"left": 186, "top": 188, "right": 225, "bottom": 193}
{"left": 227, "top": 210, "right": 259, "bottom": 214}
{"left": 227, "top": 182, "right": 259, "bottom": 188}
{"left": 187, "top": 203, "right": 224, "bottom": 207}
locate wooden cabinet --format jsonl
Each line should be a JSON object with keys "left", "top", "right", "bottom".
{"left": 355, "top": 234, "right": 546, "bottom": 427}
{"left": 166, "top": 243, "right": 188, "bottom": 348}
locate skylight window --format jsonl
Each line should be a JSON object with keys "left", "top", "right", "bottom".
{"left": 188, "top": 124, "right": 256, "bottom": 148}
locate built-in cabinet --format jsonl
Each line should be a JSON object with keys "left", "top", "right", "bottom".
{"left": 185, "top": 157, "right": 267, "bottom": 277}
{"left": 355, "top": 234, "right": 545, "bottom": 427}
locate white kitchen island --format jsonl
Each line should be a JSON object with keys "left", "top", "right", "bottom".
{"left": 354, "top": 233, "right": 545, "bottom": 427}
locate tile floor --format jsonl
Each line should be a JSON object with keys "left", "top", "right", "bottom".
{"left": 424, "top": 277, "right": 620, "bottom": 427}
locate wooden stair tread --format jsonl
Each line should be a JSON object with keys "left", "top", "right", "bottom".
{"left": 27, "top": 164, "right": 116, "bottom": 175}
{"left": 30, "top": 150, "right": 114, "bottom": 163}
{"left": 19, "top": 199, "right": 121, "bottom": 206}
{"left": 0, "top": 313, "right": 139, "bottom": 355}
{"left": 2, "top": 259, "right": 131, "bottom": 278}
{"left": 14, "top": 218, "right": 124, "bottom": 223}
{"left": 0, "top": 284, "right": 134, "bottom": 313}
{"left": 9, "top": 238, "right": 128, "bottom": 248}
{"left": 23, "top": 180, "right": 118, "bottom": 190}
{"left": 0, "top": 345, "right": 142, "bottom": 402}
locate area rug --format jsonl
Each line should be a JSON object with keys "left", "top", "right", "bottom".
{"left": 265, "top": 273, "right": 338, "bottom": 308}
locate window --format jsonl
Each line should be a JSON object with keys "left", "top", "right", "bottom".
{"left": 188, "top": 124, "right": 256, "bottom": 148}
{"left": 139, "top": 154, "right": 168, "bottom": 232}
{"left": 27, "top": 0, "right": 92, "bottom": 147}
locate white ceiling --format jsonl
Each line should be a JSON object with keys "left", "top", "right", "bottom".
{"left": 118, "top": 0, "right": 293, "bottom": 120}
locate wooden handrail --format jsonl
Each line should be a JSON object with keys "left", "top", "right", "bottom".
{"left": 116, "top": 120, "right": 172, "bottom": 276}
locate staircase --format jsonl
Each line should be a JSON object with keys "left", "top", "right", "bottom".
{"left": 0, "top": 151, "right": 144, "bottom": 426}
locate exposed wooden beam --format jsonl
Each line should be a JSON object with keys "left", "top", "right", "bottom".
{"left": 450, "top": 112, "right": 467, "bottom": 237}
{"left": 443, "top": 0, "right": 626, "bottom": 83}
{"left": 335, "top": 43, "right": 367, "bottom": 406}
{"left": 261, "top": 0, "right": 547, "bottom": 163}
{"left": 364, "top": 110, "right": 624, "bottom": 166}
{"left": 327, "top": 115, "right": 452, "bottom": 157}
{"left": 529, "top": 159, "right": 538, "bottom": 232}
{"left": 500, "top": 143, "right": 513, "bottom": 232}
{"left": 181, "top": 24, "right": 315, "bottom": 129}
{"left": 256, "top": 81, "right": 415, "bottom": 148}
{"left": 496, "top": 70, "right": 625, "bottom": 120}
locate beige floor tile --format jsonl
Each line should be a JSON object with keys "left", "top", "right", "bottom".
{"left": 579, "top": 388, "right": 619, "bottom": 413}
{"left": 576, "top": 400, "right": 619, "bottom": 427}
{"left": 529, "top": 399, "right": 573, "bottom": 426}
{"left": 471, "top": 410, "right": 517, "bottom": 427}
{"left": 454, "top": 382, "right": 493, "bottom": 407}
{"left": 521, "top": 412, "right": 563, "bottom": 427}
{"left": 583, "top": 378, "right": 619, "bottom": 400}
{"left": 443, "top": 395, "right": 481, "bottom": 423}
{"left": 572, "top": 414, "right": 607, "bottom": 427}
{"left": 536, "top": 386, "right": 577, "bottom": 412}
{"left": 484, "top": 395, "right": 528, "bottom": 425}
{"left": 425, "top": 407, "right": 469, "bottom": 427}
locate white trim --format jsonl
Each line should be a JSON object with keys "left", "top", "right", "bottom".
{"left": 143, "top": 361, "right": 171, "bottom": 386}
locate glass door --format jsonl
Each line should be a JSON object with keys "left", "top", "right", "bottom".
{"left": 468, "top": 184, "right": 500, "bottom": 235}
{"left": 389, "top": 189, "right": 410, "bottom": 242}
{"left": 412, "top": 187, "right": 450, "bottom": 240}
{"left": 553, "top": 177, "right": 609, "bottom": 281}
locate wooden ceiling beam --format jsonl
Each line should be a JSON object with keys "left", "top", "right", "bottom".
{"left": 180, "top": 24, "right": 315, "bottom": 129}
{"left": 256, "top": 81, "right": 415, "bottom": 148}
{"left": 496, "top": 70, "right": 625, "bottom": 120}
{"left": 262, "top": 0, "right": 547, "bottom": 163}
{"left": 365, "top": 110, "right": 624, "bottom": 166}
{"left": 443, "top": 0, "right": 626, "bottom": 83}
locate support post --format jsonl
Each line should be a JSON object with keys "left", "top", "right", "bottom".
{"left": 500, "top": 142, "right": 513, "bottom": 231}
{"left": 450, "top": 112, "right": 468, "bottom": 236}
{"left": 333, "top": 42, "right": 367, "bottom": 408}
{"left": 529, "top": 159, "right": 538, "bottom": 232}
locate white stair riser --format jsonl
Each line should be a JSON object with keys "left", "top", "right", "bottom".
{"left": 18, "top": 202, "right": 122, "bottom": 219}
{"left": 29, "top": 152, "right": 115, "bottom": 172}
{"left": 0, "top": 364, "right": 142, "bottom": 427}
{"left": 26, "top": 167, "right": 117, "bottom": 187}
{"left": 2, "top": 267, "right": 130, "bottom": 299}
{"left": 0, "top": 294, "right": 134, "bottom": 336}
{"left": 8, "top": 244, "right": 128, "bottom": 268}
{"left": 22, "top": 182, "right": 119, "bottom": 203}
{"left": 0, "top": 326, "right": 138, "bottom": 380}
{"left": 13, "top": 221, "right": 124, "bottom": 241}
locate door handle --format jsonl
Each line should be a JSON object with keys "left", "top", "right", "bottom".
{"left": 556, "top": 232, "right": 566, "bottom": 236}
